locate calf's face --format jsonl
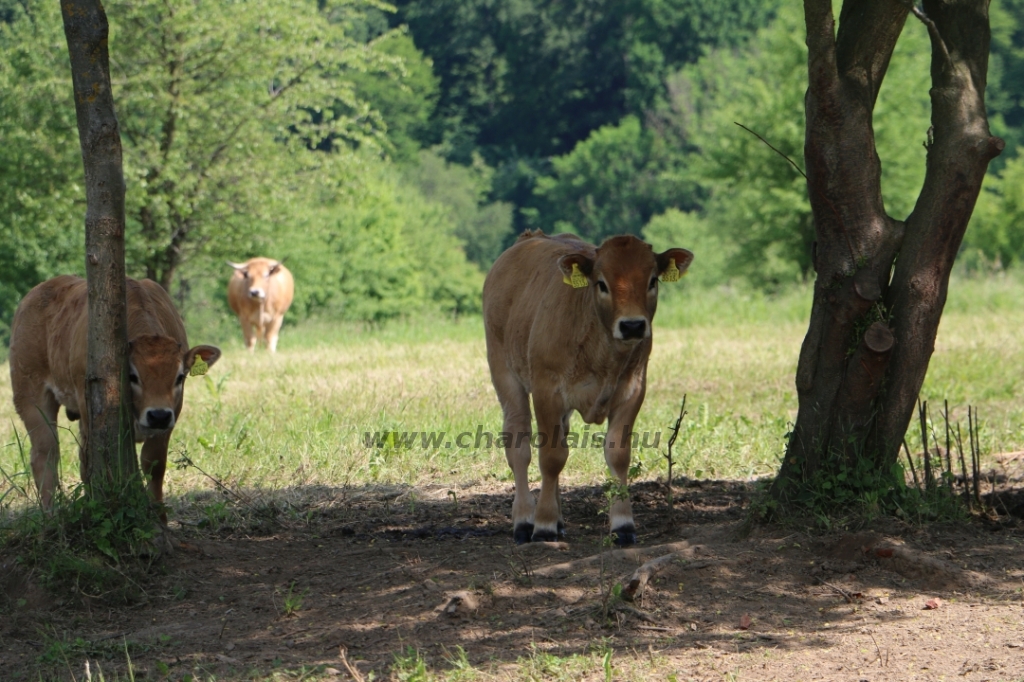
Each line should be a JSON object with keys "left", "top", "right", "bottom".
{"left": 128, "top": 335, "right": 221, "bottom": 438}
{"left": 230, "top": 260, "right": 282, "bottom": 300}
{"left": 558, "top": 236, "right": 693, "bottom": 345}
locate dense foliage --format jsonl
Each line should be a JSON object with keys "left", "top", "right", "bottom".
{"left": 2, "top": 0, "right": 1023, "bottom": 343}
{"left": 391, "top": 0, "right": 776, "bottom": 160}
{"left": 0, "top": 2, "right": 84, "bottom": 339}
{"left": 645, "top": 3, "right": 933, "bottom": 289}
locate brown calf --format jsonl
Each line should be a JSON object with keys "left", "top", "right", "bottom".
{"left": 227, "top": 257, "right": 294, "bottom": 353}
{"left": 9, "top": 276, "right": 220, "bottom": 512}
{"left": 483, "top": 231, "right": 692, "bottom": 544}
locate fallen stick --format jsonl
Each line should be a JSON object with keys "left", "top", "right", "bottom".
{"left": 624, "top": 556, "right": 722, "bottom": 602}
{"left": 515, "top": 541, "right": 569, "bottom": 553}
{"left": 814, "top": 576, "right": 858, "bottom": 603}
{"left": 613, "top": 603, "right": 663, "bottom": 623}
{"left": 535, "top": 540, "right": 694, "bottom": 578}
{"left": 339, "top": 646, "right": 365, "bottom": 682}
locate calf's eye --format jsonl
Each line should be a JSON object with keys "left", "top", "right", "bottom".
{"left": 597, "top": 281, "right": 609, "bottom": 294}
{"left": 129, "top": 373, "right": 139, "bottom": 384}
{"left": 649, "top": 277, "right": 658, "bottom": 291}
{"left": 176, "top": 374, "right": 186, "bottom": 386}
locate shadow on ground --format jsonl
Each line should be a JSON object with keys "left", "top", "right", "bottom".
{"left": 2, "top": 479, "right": 1024, "bottom": 681}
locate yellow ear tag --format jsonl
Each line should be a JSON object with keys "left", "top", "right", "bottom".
{"left": 562, "top": 262, "right": 588, "bottom": 289}
{"left": 189, "top": 357, "right": 209, "bottom": 377}
{"left": 662, "top": 257, "right": 682, "bottom": 283}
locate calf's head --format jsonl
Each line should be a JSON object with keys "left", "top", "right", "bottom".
{"left": 558, "top": 236, "right": 693, "bottom": 344}
{"left": 229, "top": 259, "right": 283, "bottom": 301}
{"left": 128, "top": 335, "right": 221, "bottom": 437}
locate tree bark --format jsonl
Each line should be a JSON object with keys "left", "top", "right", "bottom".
{"left": 771, "top": 0, "right": 1002, "bottom": 507}
{"left": 61, "top": 0, "right": 139, "bottom": 489}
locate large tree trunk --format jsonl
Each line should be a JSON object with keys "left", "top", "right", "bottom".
{"left": 771, "top": 0, "right": 1003, "bottom": 507}
{"left": 61, "top": 0, "right": 139, "bottom": 489}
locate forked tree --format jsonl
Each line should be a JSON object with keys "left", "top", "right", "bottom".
{"left": 60, "top": 0, "right": 139, "bottom": 491}
{"left": 771, "top": 0, "right": 1003, "bottom": 507}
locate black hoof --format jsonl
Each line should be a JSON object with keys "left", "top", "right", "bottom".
{"left": 612, "top": 524, "right": 637, "bottom": 546}
{"left": 557, "top": 520, "right": 567, "bottom": 539}
{"left": 531, "top": 527, "right": 559, "bottom": 543}
{"left": 513, "top": 522, "right": 534, "bottom": 545}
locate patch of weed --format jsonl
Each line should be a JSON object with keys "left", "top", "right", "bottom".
{"left": 1, "top": 476, "right": 161, "bottom": 604}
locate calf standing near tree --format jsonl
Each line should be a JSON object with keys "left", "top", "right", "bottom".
{"left": 483, "top": 231, "right": 692, "bottom": 545}
{"left": 9, "top": 276, "right": 220, "bottom": 515}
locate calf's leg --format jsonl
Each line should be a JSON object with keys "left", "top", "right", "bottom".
{"left": 604, "top": 406, "right": 642, "bottom": 545}
{"left": 533, "top": 394, "right": 569, "bottom": 542}
{"left": 15, "top": 388, "right": 61, "bottom": 508}
{"left": 266, "top": 313, "right": 285, "bottom": 353}
{"left": 240, "top": 316, "right": 257, "bottom": 352}
{"left": 488, "top": 356, "right": 535, "bottom": 543}
{"left": 141, "top": 432, "right": 172, "bottom": 523}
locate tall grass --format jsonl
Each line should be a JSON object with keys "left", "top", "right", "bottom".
{"left": 1, "top": 273, "right": 1023, "bottom": 510}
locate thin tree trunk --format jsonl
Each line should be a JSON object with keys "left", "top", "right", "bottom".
{"left": 771, "top": 0, "right": 1001, "bottom": 507}
{"left": 61, "top": 0, "right": 139, "bottom": 489}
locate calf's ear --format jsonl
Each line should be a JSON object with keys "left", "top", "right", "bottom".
{"left": 184, "top": 345, "right": 222, "bottom": 375}
{"left": 557, "top": 253, "right": 595, "bottom": 287}
{"left": 656, "top": 248, "right": 694, "bottom": 282}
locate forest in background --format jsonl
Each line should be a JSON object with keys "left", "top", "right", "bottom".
{"left": 1, "top": 0, "right": 1023, "bottom": 344}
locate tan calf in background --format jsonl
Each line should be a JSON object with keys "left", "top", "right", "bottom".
{"left": 227, "top": 257, "right": 294, "bottom": 353}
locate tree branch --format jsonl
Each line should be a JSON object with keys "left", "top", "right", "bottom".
{"left": 905, "top": 3, "right": 951, "bottom": 68}
{"left": 804, "top": 0, "right": 841, "bottom": 111}
{"left": 835, "top": 0, "right": 910, "bottom": 108}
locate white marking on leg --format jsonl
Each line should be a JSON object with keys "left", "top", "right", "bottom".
{"left": 610, "top": 511, "right": 635, "bottom": 531}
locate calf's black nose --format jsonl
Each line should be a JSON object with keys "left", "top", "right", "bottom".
{"left": 146, "top": 408, "right": 173, "bottom": 429}
{"left": 619, "top": 319, "right": 647, "bottom": 339}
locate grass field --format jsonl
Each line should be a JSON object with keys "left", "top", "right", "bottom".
{"left": 2, "top": 274, "right": 1024, "bottom": 509}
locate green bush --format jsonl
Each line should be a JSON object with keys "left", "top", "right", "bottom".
{"left": 661, "top": 3, "right": 930, "bottom": 288}
{"left": 532, "top": 116, "right": 695, "bottom": 243}
{"left": 278, "top": 165, "right": 484, "bottom": 323}
{"left": 0, "top": 1, "right": 85, "bottom": 342}
{"left": 403, "top": 150, "right": 513, "bottom": 269}
{"left": 963, "top": 148, "right": 1024, "bottom": 270}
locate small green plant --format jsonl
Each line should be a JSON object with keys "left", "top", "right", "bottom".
{"left": 662, "top": 395, "right": 688, "bottom": 507}
{"left": 198, "top": 499, "right": 232, "bottom": 530}
{"left": 280, "top": 581, "right": 307, "bottom": 617}
{"left": 600, "top": 478, "right": 630, "bottom": 512}
{"left": 37, "top": 627, "right": 146, "bottom": 670}
{"left": 518, "top": 642, "right": 617, "bottom": 680}
{"left": 392, "top": 646, "right": 431, "bottom": 682}
{"left": 441, "top": 646, "right": 477, "bottom": 680}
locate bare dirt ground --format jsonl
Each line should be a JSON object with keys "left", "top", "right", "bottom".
{"left": 3, "top": 464, "right": 1024, "bottom": 682}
